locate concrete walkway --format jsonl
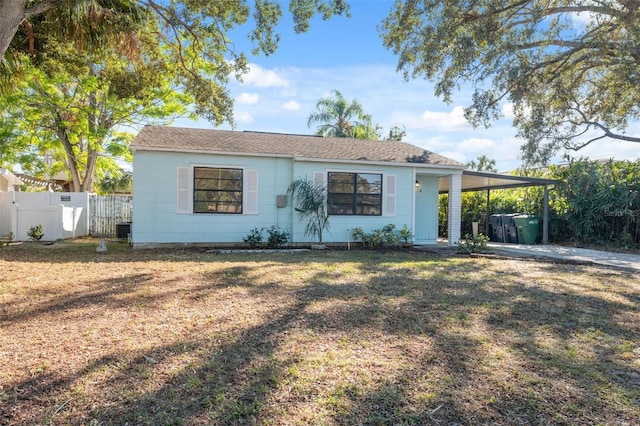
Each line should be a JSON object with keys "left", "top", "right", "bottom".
{"left": 487, "top": 242, "right": 640, "bottom": 273}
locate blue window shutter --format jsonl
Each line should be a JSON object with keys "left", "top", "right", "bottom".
{"left": 177, "top": 167, "right": 191, "bottom": 214}
{"left": 245, "top": 169, "right": 259, "bottom": 214}
{"left": 383, "top": 174, "right": 396, "bottom": 217}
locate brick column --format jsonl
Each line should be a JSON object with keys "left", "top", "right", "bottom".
{"left": 447, "top": 174, "right": 462, "bottom": 246}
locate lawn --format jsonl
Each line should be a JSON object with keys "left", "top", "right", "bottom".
{"left": 1, "top": 239, "right": 639, "bottom": 425}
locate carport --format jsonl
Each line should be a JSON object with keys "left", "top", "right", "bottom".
{"left": 439, "top": 170, "right": 558, "bottom": 244}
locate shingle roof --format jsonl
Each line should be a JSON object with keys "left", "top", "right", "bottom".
{"left": 131, "top": 125, "right": 465, "bottom": 168}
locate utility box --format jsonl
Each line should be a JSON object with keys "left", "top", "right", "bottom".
{"left": 116, "top": 222, "right": 132, "bottom": 239}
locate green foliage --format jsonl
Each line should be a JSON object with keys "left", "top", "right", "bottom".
{"left": 0, "top": 232, "right": 14, "bottom": 247}
{"left": 243, "top": 227, "right": 264, "bottom": 248}
{"left": 287, "top": 177, "right": 329, "bottom": 244}
{"left": 467, "top": 155, "right": 497, "bottom": 173}
{"left": 552, "top": 159, "right": 640, "bottom": 247}
{"left": 351, "top": 224, "right": 405, "bottom": 249}
{"left": 28, "top": 225, "right": 44, "bottom": 241}
{"left": 398, "top": 225, "right": 413, "bottom": 243}
{"left": 96, "top": 170, "right": 132, "bottom": 194}
{"left": 307, "top": 90, "right": 370, "bottom": 138}
{"left": 456, "top": 234, "right": 490, "bottom": 254}
{"left": 242, "top": 226, "right": 289, "bottom": 249}
{"left": 265, "top": 226, "right": 289, "bottom": 249}
{"left": 380, "top": 1, "right": 640, "bottom": 164}
{"left": 1, "top": 1, "right": 350, "bottom": 189}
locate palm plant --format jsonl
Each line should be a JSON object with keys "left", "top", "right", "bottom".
{"left": 287, "top": 177, "right": 330, "bottom": 244}
{"left": 307, "top": 90, "right": 370, "bottom": 138}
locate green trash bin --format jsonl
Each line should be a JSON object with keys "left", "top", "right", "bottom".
{"left": 513, "top": 215, "right": 541, "bottom": 245}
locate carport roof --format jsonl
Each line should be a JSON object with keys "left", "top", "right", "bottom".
{"left": 439, "top": 170, "right": 558, "bottom": 193}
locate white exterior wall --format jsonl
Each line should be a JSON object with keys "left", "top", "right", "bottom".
{"left": 132, "top": 151, "right": 451, "bottom": 247}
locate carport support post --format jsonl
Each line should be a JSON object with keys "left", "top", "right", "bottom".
{"left": 485, "top": 189, "right": 490, "bottom": 236}
{"left": 447, "top": 174, "right": 462, "bottom": 246}
{"left": 543, "top": 185, "right": 549, "bottom": 245}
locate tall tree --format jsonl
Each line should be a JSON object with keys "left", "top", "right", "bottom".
{"left": 383, "top": 125, "right": 406, "bottom": 141}
{"left": 4, "top": 1, "right": 350, "bottom": 117}
{"left": 1, "top": 0, "right": 350, "bottom": 190}
{"left": 380, "top": 0, "right": 640, "bottom": 165}
{"left": 467, "top": 155, "right": 497, "bottom": 173}
{"left": 307, "top": 90, "right": 371, "bottom": 138}
{"left": 0, "top": 29, "right": 190, "bottom": 191}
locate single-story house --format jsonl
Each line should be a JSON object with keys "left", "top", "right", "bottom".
{"left": 130, "top": 126, "right": 465, "bottom": 248}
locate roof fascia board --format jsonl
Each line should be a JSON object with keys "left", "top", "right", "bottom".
{"left": 293, "top": 156, "right": 465, "bottom": 171}
{"left": 463, "top": 170, "right": 557, "bottom": 185}
{"left": 130, "top": 147, "right": 466, "bottom": 171}
{"left": 130, "top": 146, "right": 294, "bottom": 159}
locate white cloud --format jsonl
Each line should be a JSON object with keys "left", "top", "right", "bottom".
{"left": 241, "top": 63, "right": 289, "bottom": 88}
{"left": 418, "top": 106, "right": 472, "bottom": 131}
{"left": 459, "top": 138, "right": 496, "bottom": 152}
{"left": 234, "top": 111, "right": 254, "bottom": 124}
{"left": 236, "top": 92, "right": 259, "bottom": 105}
{"left": 439, "top": 150, "right": 468, "bottom": 165}
{"left": 282, "top": 100, "right": 300, "bottom": 111}
{"left": 501, "top": 103, "right": 515, "bottom": 119}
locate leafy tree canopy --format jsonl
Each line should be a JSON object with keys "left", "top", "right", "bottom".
{"left": 380, "top": 0, "right": 640, "bottom": 165}
{"left": 0, "top": 0, "right": 349, "bottom": 190}
{"left": 3, "top": 0, "right": 350, "bottom": 124}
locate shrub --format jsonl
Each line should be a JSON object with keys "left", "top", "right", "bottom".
{"left": 456, "top": 233, "right": 490, "bottom": 254}
{"left": 265, "top": 226, "right": 289, "bottom": 249}
{"left": 351, "top": 224, "right": 404, "bottom": 249}
{"left": 0, "top": 232, "right": 13, "bottom": 247}
{"left": 28, "top": 224, "right": 44, "bottom": 241}
{"left": 243, "top": 227, "right": 263, "bottom": 248}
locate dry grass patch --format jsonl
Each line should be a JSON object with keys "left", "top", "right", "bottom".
{"left": 1, "top": 239, "right": 639, "bottom": 425}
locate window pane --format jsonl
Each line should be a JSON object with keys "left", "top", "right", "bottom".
{"left": 193, "top": 167, "right": 243, "bottom": 214}
{"left": 356, "top": 174, "right": 382, "bottom": 194}
{"left": 328, "top": 204, "right": 354, "bottom": 215}
{"left": 327, "top": 172, "right": 382, "bottom": 216}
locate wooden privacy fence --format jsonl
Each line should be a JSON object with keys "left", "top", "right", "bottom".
{"left": 89, "top": 194, "right": 133, "bottom": 237}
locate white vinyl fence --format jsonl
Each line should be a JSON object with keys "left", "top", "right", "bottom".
{"left": 88, "top": 194, "right": 133, "bottom": 237}
{"left": 0, "top": 191, "right": 89, "bottom": 241}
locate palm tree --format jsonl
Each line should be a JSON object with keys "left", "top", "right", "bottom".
{"left": 467, "top": 155, "right": 497, "bottom": 172}
{"left": 287, "top": 177, "right": 329, "bottom": 244}
{"left": 307, "top": 90, "right": 371, "bottom": 138}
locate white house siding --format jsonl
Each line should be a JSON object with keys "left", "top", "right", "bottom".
{"left": 132, "top": 151, "right": 293, "bottom": 245}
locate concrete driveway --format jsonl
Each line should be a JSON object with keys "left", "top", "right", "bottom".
{"left": 488, "top": 243, "right": 640, "bottom": 273}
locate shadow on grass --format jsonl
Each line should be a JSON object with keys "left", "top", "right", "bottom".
{"left": 1, "top": 249, "right": 638, "bottom": 425}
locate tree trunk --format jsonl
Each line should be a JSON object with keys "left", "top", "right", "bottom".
{"left": 0, "top": 1, "right": 27, "bottom": 60}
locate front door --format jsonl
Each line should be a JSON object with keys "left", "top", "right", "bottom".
{"left": 414, "top": 175, "right": 439, "bottom": 244}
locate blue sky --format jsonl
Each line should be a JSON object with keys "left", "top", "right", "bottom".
{"left": 176, "top": 0, "right": 640, "bottom": 172}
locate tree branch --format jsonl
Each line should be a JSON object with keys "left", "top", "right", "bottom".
{"left": 23, "top": 0, "right": 65, "bottom": 20}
